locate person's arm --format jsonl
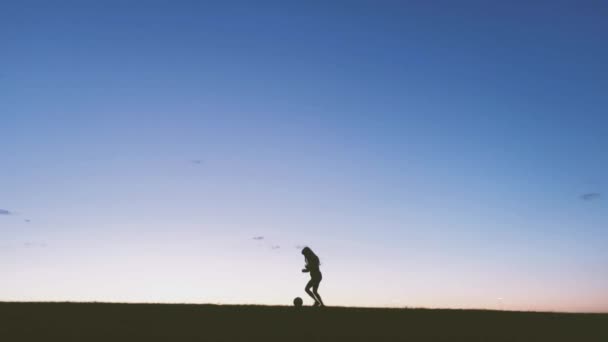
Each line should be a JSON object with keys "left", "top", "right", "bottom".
{"left": 302, "top": 265, "right": 309, "bottom": 272}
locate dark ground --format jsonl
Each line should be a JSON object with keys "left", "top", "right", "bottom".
{"left": 1, "top": 302, "right": 606, "bottom": 341}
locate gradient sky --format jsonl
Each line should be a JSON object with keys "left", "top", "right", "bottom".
{"left": 1, "top": 1, "right": 607, "bottom": 312}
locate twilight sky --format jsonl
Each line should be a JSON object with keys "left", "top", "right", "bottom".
{"left": 1, "top": 1, "right": 607, "bottom": 312}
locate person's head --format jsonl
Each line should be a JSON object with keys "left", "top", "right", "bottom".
{"left": 301, "top": 247, "right": 320, "bottom": 265}
{"left": 301, "top": 247, "right": 312, "bottom": 256}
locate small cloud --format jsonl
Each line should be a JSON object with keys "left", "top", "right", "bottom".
{"left": 252, "top": 236, "right": 264, "bottom": 240}
{"left": 24, "top": 242, "right": 47, "bottom": 248}
{"left": 580, "top": 193, "right": 601, "bottom": 201}
{"left": 24, "top": 219, "right": 31, "bottom": 223}
{"left": 0, "top": 209, "right": 12, "bottom": 215}
{"left": 271, "top": 245, "right": 281, "bottom": 250}
{"left": 191, "top": 159, "right": 203, "bottom": 165}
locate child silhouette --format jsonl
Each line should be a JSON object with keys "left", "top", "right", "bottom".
{"left": 301, "top": 247, "right": 324, "bottom": 307}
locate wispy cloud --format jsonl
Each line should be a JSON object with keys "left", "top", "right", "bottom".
{"left": 191, "top": 159, "right": 203, "bottom": 165}
{"left": 271, "top": 245, "right": 281, "bottom": 250}
{"left": 24, "top": 242, "right": 47, "bottom": 248}
{"left": 0, "top": 209, "right": 12, "bottom": 215}
{"left": 252, "top": 236, "right": 264, "bottom": 240}
{"left": 580, "top": 193, "right": 601, "bottom": 201}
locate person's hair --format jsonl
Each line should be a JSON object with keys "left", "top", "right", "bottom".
{"left": 301, "top": 247, "right": 320, "bottom": 266}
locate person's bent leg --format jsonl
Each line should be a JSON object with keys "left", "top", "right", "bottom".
{"left": 305, "top": 280, "right": 319, "bottom": 305}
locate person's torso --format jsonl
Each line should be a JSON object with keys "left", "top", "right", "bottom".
{"left": 309, "top": 264, "right": 321, "bottom": 278}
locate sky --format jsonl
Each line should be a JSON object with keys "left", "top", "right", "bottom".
{"left": 1, "top": 1, "right": 607, "bottom": 312}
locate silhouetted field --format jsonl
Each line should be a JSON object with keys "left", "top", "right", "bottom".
{"left": 1, "top": 302, "right": 606, "bottom": 341}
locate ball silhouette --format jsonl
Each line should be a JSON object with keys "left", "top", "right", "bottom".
{"left": 293, "top": 297, "right": 303, "bottom": 307}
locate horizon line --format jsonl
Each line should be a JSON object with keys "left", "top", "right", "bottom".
{"left": 1, "top": 301, "right": 606, "bottom": 315}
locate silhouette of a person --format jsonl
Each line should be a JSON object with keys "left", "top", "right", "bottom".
{"left": 301, "top": 247, "right": 324, "bottom": 307}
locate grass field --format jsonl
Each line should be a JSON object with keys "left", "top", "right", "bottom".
{"left": 1, "top": 302, "right": 606, "bottom": 341}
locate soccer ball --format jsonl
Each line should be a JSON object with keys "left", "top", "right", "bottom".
{"left": 293, "top": 297, "right": 303, "bottom": 307}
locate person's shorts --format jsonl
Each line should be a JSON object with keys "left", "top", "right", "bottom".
{"left": 310, "top": 272, "right": 322, "bottom": 284}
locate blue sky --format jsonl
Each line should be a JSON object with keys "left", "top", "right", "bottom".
{"left": 1, "top": 1, "right": 607, "bottom": 312}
